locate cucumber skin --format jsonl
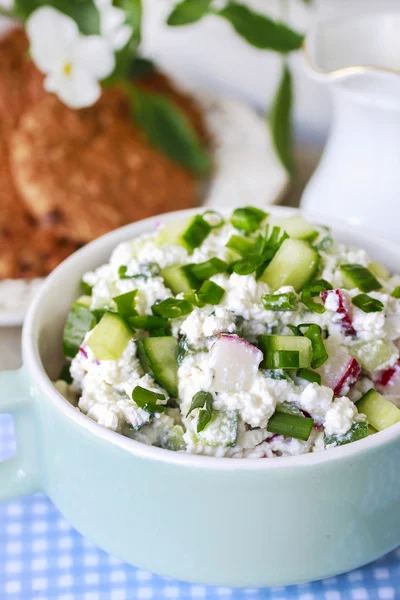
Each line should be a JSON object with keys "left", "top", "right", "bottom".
{"left": 137, "top": 337, "right": 179, "bottom": 397}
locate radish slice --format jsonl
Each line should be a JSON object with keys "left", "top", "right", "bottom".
{"left": 317, "top": 339, "right": 361, "bottom": 396}
{"left": 321, "top": 289, "right": 355, "bottom": 335}
{"left": 375, "top": 360, "right": 400, "bottom": 394}
{"left": 210, "top": 334, "right": 263, "bottom": 393}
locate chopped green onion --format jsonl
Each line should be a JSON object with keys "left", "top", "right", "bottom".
{"left": 352, "top": 294, "right": 384, "bottom": 313}
{"left": 301, "top": 279, "right": 333, "bottom": 314}
{"left": 152, "top": 298, "right": 193, "bottom": 319}
{"left": 226, "top": 234, "right": 257, "bottom": 257}
{"left": 118, "top": 264, "right": 160, "bottom": 279}
{"left": 232, "top": 255, "right": 262, "bottom": 275}
{"left": 81, "top": 280, "right": 93, "bottom": 296}
{"left": 62, "top": 302, "right": 97, "bottom": 358}
{"left": 197, "top": 281, "right": 225, "bottom": 305}
{"left": 324, "top": 421, "right": 368, "bottom": 448}
{"left": 178, "top": 335, "right": 189, "bottom": 365}
{"left": 262, "top": 292, "right": 298, "bottom": 311}
{"left": 182, "top": 291, "right": 205, "bottom": 308}
{"left": 297, "top": 368, "right": 321, "bottom": 384}
{"left": 267, "top": 410, "right": 314, "bottom": 441}
{"left": 189, "top": 258, "right": 228, "bottom": 280}
{"left": 128, "top": 315, "right": 169, "bottom": 331}
{"left": 186, "top": 390, "right": 212, "bottom": 417}
{"left": 340, "top": 264, "right": 381, "bottom": 293}
{"left": 113, "top": 290, "right": 138, "bottom": 319}
{"left": 132, "top": 385, "right": 166, "bottom": 413}
{"left": 392, "top": 286, "right": 400, "bottom": 299}
{"left": 182, "top": 215, "right": 211, "bottom": 250}
{"left": 202, "top": 210, "right": 224, "bottom": 229}
{"left": 59, "top": 363, "right": 72, "bottom": 384}
{"left": 302, "top": 324, "right": 328, "bottom": 369}
{"left": 231, "top": 206, "right": 268, "bottom": 233}
{"left": 268, "top": 350, "right": 300, "bottom": 369}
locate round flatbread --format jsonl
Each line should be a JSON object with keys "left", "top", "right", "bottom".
{"left": 0, "top": 28, "right": 45, "bottom": 135}
{"left": 0, "top": 132, "right": 79, "bottom": 279}
{"left": 10, "top": 80, "right": 206, "bottom": 244}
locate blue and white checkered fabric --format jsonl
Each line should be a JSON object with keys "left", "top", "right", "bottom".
{"left": 1, "top": 414, "right": 400, "bottom": 600}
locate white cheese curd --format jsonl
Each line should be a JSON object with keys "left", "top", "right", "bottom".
{"left": 324, "top": 397, "right": 358, "bottom": 436}
{"left": 57, "top": 209, "right": 400, "bottom": 458}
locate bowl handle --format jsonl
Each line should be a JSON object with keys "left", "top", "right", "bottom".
{"left": 0, "top": 369, "right": 42, "bottom": 501}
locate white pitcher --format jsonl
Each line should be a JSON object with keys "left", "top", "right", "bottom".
{"left": 300, "top": 13, "right": 400, "bottom": 242}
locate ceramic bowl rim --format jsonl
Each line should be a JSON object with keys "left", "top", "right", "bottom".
{"left": 22, "top": 206, "right": 400, "bottom": 470}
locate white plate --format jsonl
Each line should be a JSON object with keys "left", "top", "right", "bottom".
{"left": 0, "top": 22, "right": 288, "bottom": 326}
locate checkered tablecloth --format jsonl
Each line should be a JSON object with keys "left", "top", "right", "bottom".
{"left": 1, "top": 414, "right": 400, "bottom": 600}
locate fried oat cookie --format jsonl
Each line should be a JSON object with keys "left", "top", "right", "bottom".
{"left": 11, "top": 80, "right": 208, "bottom": 244}
{"left": 0, "top": 134, "right": 78, "bottom": 279}
{"left": 0, "top": 28, "right": 44, "bottom": 134}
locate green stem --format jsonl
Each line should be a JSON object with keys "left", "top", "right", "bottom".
{"left": 0, "top": 6, "right": 17, "bottom": 18}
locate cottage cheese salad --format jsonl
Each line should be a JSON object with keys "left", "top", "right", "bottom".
{"left": 56, "top": 208, "right": 400, "bottom": 458}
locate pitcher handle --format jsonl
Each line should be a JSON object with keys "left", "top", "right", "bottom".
{"left": 0, "top": 369, "right": 42, "bottom": 501}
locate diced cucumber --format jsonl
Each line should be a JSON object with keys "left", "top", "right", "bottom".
{"left": 137, "top": 337, "right": 179, "bottom": 397}
{"left": 161, "top": 265, "right": 197, "bottom": 294}
{"left": 155, "top": 217, "right": 192, "bottom": 247}
{"left": 87, "top": 313, "right": 133, "bottom": 361}
{"left": 275, "top": 214, "right": 318, "bottom": 242}
{"left": 63, "top": 302, "right": 96, "bottom": 358}
{"left": 340, "top": 264, "right": 381, "bottom": 293}
{"left": 161, "top": 425, "right": 186, "bottom": 451}
{"left": 357, "top": 389, "right": 400, "bottom": 431}
{"left": 349, "top": 340, "right": 397, "bottom": 372}
{"left": 259, "top": 334, "right": 313, "bottom": 369}
{"left": 324, "top": 421, "right": 368, "bottom": 448}
{"left": 368, "top": 261, "right": 390, "bottom": 281}
{"left": 76, "top": 295, "right": 92, "bottom": 308}
{"left": 195, "top": 410, "right": 239, "bottom": 447}
{"left": 259, "top": 239, "right": 319, "bottom": 292}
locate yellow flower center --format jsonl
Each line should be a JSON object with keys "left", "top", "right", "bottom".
{"left": 63, "top": 62, "right": 73, "bottom": 76}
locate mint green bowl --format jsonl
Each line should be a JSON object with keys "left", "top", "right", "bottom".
{"left": 1, "top": 207, "right": 400, "bottom": 588}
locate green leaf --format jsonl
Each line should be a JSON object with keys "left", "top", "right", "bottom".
{"left": 186, "top": 390, "right": 211, "bottom": 417}
{"left": 104, "top": 0, "right": 142, "bottom": 83}
{"left": 13, "top": 0, "right": 100, "bottom": 34}
{"left": 217, "top": 1, "right": 303, "bottom": 52}
{"left": 269, "top": 62, "right": 294, "bottom": 175}
{"left": 167, "top": 0, "right": 212, "bottom": 26}
{"left": 126, "top": 85, "right": 211, "bottom": 176}
{"left": 324, "top": 421, "right": 369, "bottom": 448}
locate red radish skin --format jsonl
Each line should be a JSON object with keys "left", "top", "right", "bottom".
{"left": 376, "top": 360, "right": 400, "bottom": 394}
{"left": 317, "top": 339, "right": 361, "bottom": 396}
{"left": 79, "top": 346, "right": 88, "bottom": 358}
{"left": 210, "top": 334, "right": 263, "bottom": 393}
{"left": 321, "top": 289, "right": 355, "bottom": 335}
{"left": 332, "top": 358, "right": 361, "bottom": 396}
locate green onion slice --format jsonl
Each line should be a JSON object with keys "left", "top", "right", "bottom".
{"left": 267, "top": 410, "right": 314, "bottom": 441}
{"left": 202, "top": 210, "right": 225, "bottom": 229}
{"left": 113, "top": 290, "right": 138, "bottom": 319}
{"left": 197, "top": 281, "right": 225, "bottom": 305}
{"left": 340, "top": 264, "right": 381, "bottom": 293}
{"left": 182, "top": 215, "right": 211, "bottom": 250}
{"left": 118, "top": 263, "right": 160, "bottom": 279}
{"left": 297, "top": 368, "right": 321, "bottom": 385}
{"left": 392, "top": 286, "right": 400, "bottom": 299}
{"left": 231, "top": 206, "right": 268, "bottom": 233}
{"left": 128, "top": 315, "right": 169, "bottom": 331}
{"left": 301, "top": 279, "right": 333, "bottom": 314}
{"left": 152, "top": 298, "right": 193, "bottom": 319}
{"left": 189, "top": 258, "right": 228, "bottom": 280}
{"left": 81, "top": 280, "right": 93, "bottom": 296}
{"left": 232, "top": 255, "right": 262, "bottom": 275}
{"left": 268, "top": 350, "right": 300, "bottom": 369}
{"left": 132, "top": 385, "right": 166, "bottom": 413}
{"left": 262, "top": 292, "right": 298, "bottom": 311}
{"left": 226, "top": 234, "right": 257, "bottom": 257}
{"left": 302, "top": 324, "right": 328, "bottom": 369}
{"left": 352, "top": 294, "right": 384, "bottom": 313}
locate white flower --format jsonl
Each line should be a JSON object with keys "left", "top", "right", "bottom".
{"left": 95, "top": 0, "right": 133, "bottom": 50}
{"left": 26, "top": 7, "right": 115, "bottom": 109}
